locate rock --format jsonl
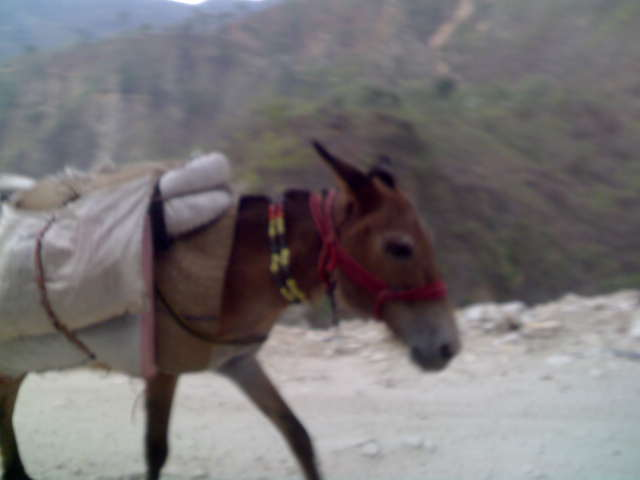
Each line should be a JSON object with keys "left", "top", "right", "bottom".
{"left": 610, "top": 349, "right": 640, "bottom": 361}
{"left": 459, "top": 302, "right": 524, "bottom": 334}
{"left": 368, "top": 352, "right": 388, "bottom": 362}
{"left": 523, "top": 320, "right": 562, "bottom": 338}
{"left": 494, "top": 332, "right": 522, "bottom": 345}
{"left": 629, "top": 313, "right": 640, "bottom": 340}
{"left": 423, "top": 440, "right": 439, "bottom": 454}
{"left": 589, "top": 368, "right": 604, "bottom": 378}
{"left": 545, "top": 354, "right": 574, "bottom": 366}
{"left": 559, "top": 293, "right": 583, "bottom": 304}
{"left": 360, "top": 440, "right": 381, "bottom": 457}
{"left": 402, "top": 435, "right": 424, "bottom": 449}
{"left": 502, "top": 301, "right": 527, "bottom": 316}
{"left": 460, "top": 304, "right": 487, "bottom": 323}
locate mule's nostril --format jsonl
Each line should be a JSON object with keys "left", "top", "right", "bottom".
{"left": 440, "top": 343, "right": 454, "bottom": 360}
{"left": 411, "top": 345, "right": 451, "bottom": 371}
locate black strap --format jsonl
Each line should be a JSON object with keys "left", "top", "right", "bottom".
{"left": 149, "top": 183, "right": 172, "bottom": 252}
{"left": 156, "top": 287, "right": 267, "bottom": 346}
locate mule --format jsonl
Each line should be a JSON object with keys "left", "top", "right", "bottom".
{"left": 0, "top": 142, "right": 460, "bottom": 480}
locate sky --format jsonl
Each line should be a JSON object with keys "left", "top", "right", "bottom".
{"left": 169, "top": 0, "right": 209, "bottom": 4}
{"left": 170, "top": 0, "right": 263, "bottom": 4}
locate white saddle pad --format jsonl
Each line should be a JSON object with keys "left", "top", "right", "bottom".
{"left": 0, "top": 174, "right": 157, "bottom": 341}
{"left": 0, "top": 153, "right": 234, "bottom": 343}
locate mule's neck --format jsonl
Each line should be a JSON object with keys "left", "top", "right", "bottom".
{"left": 237, "top": 190, "right": 327, "bottom": 302}
{"left": 280, "top": 190, "right": 327, "bottom": 300}
{"left": 219, "top": 190, "right": 328, "bottom": 337}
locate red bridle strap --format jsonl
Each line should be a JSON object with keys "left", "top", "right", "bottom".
{"left": 309, "top": 191, "right": 447, "bottom": 318}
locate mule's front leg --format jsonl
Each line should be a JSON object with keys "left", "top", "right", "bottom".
{"left": 0, "top": 375, "right": 32, "bottom": 480}
{"left": 221, "top": 355, "right": 322, "bottom": 480}
{"left": 144, "top": 372, "right": 179, "bottom": 480}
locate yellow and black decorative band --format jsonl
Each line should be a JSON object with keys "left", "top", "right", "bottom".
{"left": 268, "top": 200, "right": 306, "bottom": 304}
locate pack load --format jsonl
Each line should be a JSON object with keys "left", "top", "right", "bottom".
{"left": 0, "top": 154, "right": 233, "bottom": 343}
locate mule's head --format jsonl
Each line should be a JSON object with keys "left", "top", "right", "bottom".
{"left": 312, "top": 141, "right": 461, "bottom": 371}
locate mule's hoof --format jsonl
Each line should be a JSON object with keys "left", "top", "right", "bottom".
{"left": 2, "top": 465, "right": 34, "bottom": 480}
{"left": 2, "top": 473, "right": 34, "bottom": 480}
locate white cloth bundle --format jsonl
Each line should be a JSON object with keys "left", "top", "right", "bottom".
{"left": 158, "top": 153, "right": 233, "bottom": 237}
{"left": 0, "top": 174, "right": 156, "bottom": 341}
{"left": 0, "top": 153, "right": 234, "bottom": 342}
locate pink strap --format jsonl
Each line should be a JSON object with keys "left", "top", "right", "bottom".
{"left": 141, "top": 215, "right": 158, "bottom": 379}
{"left": 309, "top": 191, "right": 338, "bottom": 284}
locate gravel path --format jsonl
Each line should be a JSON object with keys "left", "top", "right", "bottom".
{"left": 5, "top": 291, "right": 640, "bottom": 480}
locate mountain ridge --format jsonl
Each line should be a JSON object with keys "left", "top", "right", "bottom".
{"left": 0, "top": 0, "right": 271, "bottom": 62}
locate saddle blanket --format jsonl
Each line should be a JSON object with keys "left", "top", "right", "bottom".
{"left": 0, "top": 153, "right": 233, "bottom": 343}
{"left": 0, "top": 175, "right": 156, "bottom": 341}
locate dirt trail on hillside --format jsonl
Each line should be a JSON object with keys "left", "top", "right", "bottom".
{"left": 4, "top": 291, "right": 640, "bottom": 480}
{"left": 429, "top": 0, "right": 475, "bottom": 75}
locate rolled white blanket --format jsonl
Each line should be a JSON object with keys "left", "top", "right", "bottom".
{"left": 158, "top": 153, "right": 233, "bottom": 238}
{"left": 159, "top": 153, "right": 230, "bottom": 198}
{"left": 162, "top": 190, "right": 232, "bottom": 237}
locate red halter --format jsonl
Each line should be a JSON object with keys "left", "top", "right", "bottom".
{"left": 309, "top": 191, "right": 447, "bottom": 318}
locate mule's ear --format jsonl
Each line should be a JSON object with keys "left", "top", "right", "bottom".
{"left": 367, "top": 155, "right": 396, "bottom": 188}
{"left": 368, "top": 168, "right": 396, "bottom": 189}
{"left": 311, "top": 140, "right": 370, "bottom": 193}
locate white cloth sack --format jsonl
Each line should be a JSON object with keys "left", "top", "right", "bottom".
{"left": 159, "top": 153, "right": 232, "bottom": 237}
{"left": 0, "top": 174, "right": 157, "bottom": 341}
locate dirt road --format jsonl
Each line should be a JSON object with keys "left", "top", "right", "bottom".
{"left": 6, "top": 291, "right": 640, "bottom": 480}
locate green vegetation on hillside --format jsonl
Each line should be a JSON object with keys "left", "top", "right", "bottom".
{"left": 0, "top": 0, "right": 638, "bottom": 302}
{"left": 228, "top": 67, "right": 640, "bottom": 301}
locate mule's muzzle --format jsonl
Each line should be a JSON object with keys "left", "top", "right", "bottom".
{"left": 410, "top": 342, "right": 458, "bottom": 372}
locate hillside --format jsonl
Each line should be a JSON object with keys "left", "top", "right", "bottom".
{"left": 0, "top": 0, "right": 269, "bottom": 62}
{"left": 0, "top": 0, "right": 638, "bottom": 303}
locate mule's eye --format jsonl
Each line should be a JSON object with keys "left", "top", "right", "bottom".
{"left": 385, "top": 241, "right": 413, "bottom": 259}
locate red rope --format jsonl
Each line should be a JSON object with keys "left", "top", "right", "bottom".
{"left": 34, "top": 217, "right": 96, "bottom": 360}
{"left": 309, "top": 191, "right": 447, "bottom": 318}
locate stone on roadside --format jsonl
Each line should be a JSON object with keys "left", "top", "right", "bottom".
{"left": 629, "top": 312, "right": 640, "bottom": 340}
{"left": 522, "top": 320, "right": 562, "bottom": 339}
{"left": 360, "top": 440, "right": 382, "bottom": 457}
{"left": 423, "top": 439, "right": 439, "bottom": 454}
{"left": 459, "top": 301, "right": 525, "bottom": 334}
{"left": 402, "top": 435, "right": 424, "bottom": 449}
{"left": 495, "top": 332, "right": 522, "bottom": 345}
{"left": 545, "top": 354, "right": 574, "bottom": 366}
